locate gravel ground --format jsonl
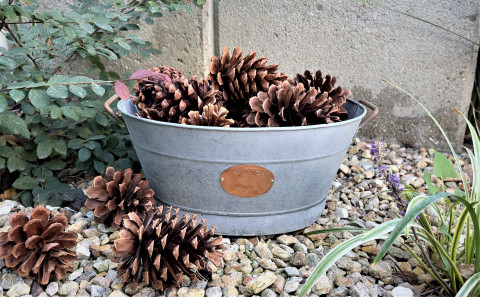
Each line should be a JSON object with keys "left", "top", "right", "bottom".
{"left": 0, "top": 139, "right": 469, "bottom": 297}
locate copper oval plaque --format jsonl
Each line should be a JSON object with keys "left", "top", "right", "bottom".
{"left": 220, "top": 164, "right": 274, "bottom": 198}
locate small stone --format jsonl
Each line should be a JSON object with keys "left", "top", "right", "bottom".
{"left": 205, "top": 287, "right": 221, "bottom": 297}
{"left": 350, "top": 282, "right": 371, "bottom": 297}
{"left": 191, "top": 281, "right": 208, "bottom": 290}
{"left": 312, "top": 274, "right": 332, "bottom": 295}
{"left": 397, "top": 262, "right": 412, "bottom": 272}
{"left": 335, "top": 276, "right": 354, "bottom": 288}
{"left": 272, "top": 275, "right": 285, "bottom": 293}
{"left": 76, "top": 237, "right": 100, "bottom": 259}
{"left": 284, "top": 267, "right": 299, "bottom": 276}
{"left": 133, "top": 287, "right": 156, "bottom": 297}
{"left": 89, "top": 285, "right": 106, "bottom": 297}
{"left": 339, "top": 164, "right": 351, "bottom": 175}
{"left": 417, "top": 273, "right": 435, "bottom": 283}
{"left": 369, "top": 261, "right": 392, "bottom": 279}
{"left": 413, "top": 267, "right": 424, "bottom": 275}
{"left": 45, "top": 282, "right": 59, "bottom": 296}
{"left": 261, "top": 289, "right": 277, "bottom": 297}
{"left": 413, "top": 178, "right": 425, "bottom": 188}
{"left": 6, "top": 283, "right": 30, "bottom": 297}
{"left": 109, "top": 291, "right": 129, "bottom": 297}
{"left": 1, "top": 273, "right": 22, "bottom": 289}
{"left": 222, "top": 250, "right": 237, "bottom": 262}
{"left": 391, "top": 287, "right": 413, "bottom": 297}
{"left": 222, "top": 285, "right": 238, "bottom": 297}
{"left": 37, "top": 293, "right": 49, "bottom": 297}
{"left": 0, "top": 200, "right": 19, "bottom": 215}
{"left": 335, "top": 207, "right": 349, "bottom": 219}
{"left": 110, "top": 278, "right": 124, "bottom": 291}
{"left": 271, "top": 247, "right": 292, "bottom": 261}
{"left": 277, "top": 235, "right": 299, "bottom": 245}
{"left": 185, "top": 287, "right": 205, "bottom": 297}
{"left": 259, "top": 258, "right": 278, "bottom": 271}
{"left": 283, "top": 281, "right": 300, "bottom": 293}
{"left": 255, "top": 242, "right": 273, "bottom": 259}
{"left": 58, "top": 281, "right": 79, "bottom": 295}
{"left": 304, "top": 224, "right": 328, "bottom": 241}
{"left": 306, "top": 253, "right": 320, "bottom": 268}
{"left": 293, "top": 243, "right": 308, "bottom": 253}
{"left": 90, "top": 244, "right": 112, "bottom": 257}
{"left": 82, "top": 228, "right": 101, "bottom": 238}
{"left": 93, "top": 259, "right": 110, "bottom": 272}
{"left": 362, "top": 245, "right": 378, "bottom": 255}
{"left": 244, "top": 271, "right": 277, "bottom": 295}
{"left": 289, "top": 252, "right": 306, "bottom": 267}
{"left": 67, "top": 219, "right": 88, "bottom": 233}
{"left": 67, "top": 267, "right": 83, "bottom": 281}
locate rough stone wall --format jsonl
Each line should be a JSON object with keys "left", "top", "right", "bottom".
{"left": 216, "top": 0, "right": 480, "bottom": 149}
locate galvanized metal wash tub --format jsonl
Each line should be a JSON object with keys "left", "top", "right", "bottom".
{"left": 105, "top": 96, "right": 378, "bottom": 235}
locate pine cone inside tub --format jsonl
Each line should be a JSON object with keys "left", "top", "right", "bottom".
{"left": 0, "top": 206, "right": 77, "bottom": 284}
{"left": 113, "top": 206, "right": 225, "bottom": 291}
{"left": 246, "top": 80, "right": 348, "bottom": 127}
{"left": 85, "top": 167, "right": 155, "bottom": 230}
{"left": 207, "top": 46, "right": 288, "bottom": 123}
{"left": 295, "top": 70, "right": 350, "bottom": 115}
{"left": 181, "top": 103, "right": 235, "bottom": 127}
{"left": 132, "top": 74, "right": 224, "bottom": 124}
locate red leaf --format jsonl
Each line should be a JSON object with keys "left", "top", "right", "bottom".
{"left": 128, "top": 69, "right": 172, "bottom": 83}
{"left": 114, "top": 81, "right": 130, "bottom": 100}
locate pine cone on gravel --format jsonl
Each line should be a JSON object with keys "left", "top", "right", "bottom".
{"left": 246, "top": 80, "right": 348, "bottom": 127}
{"left": 181, "top": 103, "right": 235, "bottom": 127}
{"left": 207, "top": 46, "right": 288, "bottom": 122}
{"left": 113, "top": 206, "right": 225, "bottom": 291}
{"left": 0, "top": 206, "right": 77, "bottom": 285}
{"left": 85, "top": 167, "right": 155, "bottom": 230}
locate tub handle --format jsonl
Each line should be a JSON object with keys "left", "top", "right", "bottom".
{"left": 357, "top": 99, "right": 379, "bottom": 129}
{"left": 104, "top": 94, "right": 125, "bottom": 125}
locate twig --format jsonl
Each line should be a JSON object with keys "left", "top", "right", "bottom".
{"left": 412, "top": 228, "right": 455, "bottom": 296}
{"left": 121, "top": 0, "right": 146, "bottom": 15}
{"left": 4, "top": 24, "right": 41, "bottom": 71}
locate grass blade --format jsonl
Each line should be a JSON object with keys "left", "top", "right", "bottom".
{"left": 300, "top": 219, "right": 402, "bottom": 296}
{"left": 305, "top": 227, "right": 368, "bottom": 235}
{"left": 456, "top": 272, "right": 480, "bottom": 297}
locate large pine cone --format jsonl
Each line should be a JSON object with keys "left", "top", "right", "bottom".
{"left": 0, "top": 206, "right": 77, "bottom": 284}
{"left": 85, "top": 167, "right": 155, "bottom": 230}
{"left": 246, "top": 80, "right": 348, "bottom": 127}
{"left": 207, "top": 46, "right": 288, "bottom": 123}
{"left": 113, "top": 206, "right": 224, "bottom": 291}
{"left": 295, "top": 70, "right": 351, "bottom": 109}
{"left": 133, "top": 73, "right": 223, "bottom": 124}
{"left": 181, "top": 103, "right": 235, "bottom": 127}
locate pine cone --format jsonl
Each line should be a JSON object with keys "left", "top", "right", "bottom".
{"left": 295, "top": 70, "right": 351, "bottom": 108}
{"left": 133, "top": 74, "right": 223, "bottom": 124}
{"left": 181, "top": 103, "right": 235, "bottom": 127}
{"left": 246, "top": 80, "right": 348, "bottom": 127}
{"left": 0, "top": 206, "right": 77, "bottom": 284}
{"left": 85, "top": 167, "right": 155, "bottom": 230}
{"left": 207, "top": 46, "right": 288, "bottom": 123}
{"left": 113, "top": 206, "right": 224, "bottom": 291}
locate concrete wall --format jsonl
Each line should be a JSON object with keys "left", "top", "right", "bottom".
{"left": 77, "top": 1, "right": 480, "bottom": 149}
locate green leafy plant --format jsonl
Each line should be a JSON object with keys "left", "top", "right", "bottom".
{"left": 300, "top": 81, "right": 480, "bottom": 297}
{"left": 0, "top": 0, "right": 204, "bottom": 207}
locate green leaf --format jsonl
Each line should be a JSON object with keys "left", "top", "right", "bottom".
{"left": 300, "top": 219, "right": 402, "bottom": 296}
{"left": 90, "top": 83, "right": 105, "bottom": 96}
{"left": 61, "top": 106, "right": 79, "bottom": 121}
{"left": 94, "top": 22, "right": 113, "bottom": 32}
{"left": 28, "top": 89, "right": 50, "bottom": 108}
{"left": 78, "top": 147, "right": 91, "bottom": 162}
{"left": 423, "top": 171, "right": 439, "bottom": 194}
{"left": 456, "top": 272, "right": 480, "bottom": 297}
{"left": 433, "top": 151, "right": 458, "bottom": 179}
{"left": 4, "top": 6, "right": 17, "bottom": 21}
{"left": 0, "top": 95, "right": 7, "bottom": 112}
{"left": 12, "top": 176, "right": 39, "bottom": 190}
{"left": 32, "top": 188, "right": 53, "bottom": 204}
{"left": 49, "top": 105, "right": 62, "bottom": 119}
{"left": 118, "top": 41, "right": 131, "bottom": 50}
{"left": 79, "top": 22, "right": 95, "bottom": 34}
{"left": 21, "top": 191, "right": 33, "bottom": 207}
{"left": 0, "top": 111, "right": 30, "bottom": 138}
{"left": 53, "top": 140, "right": 67, "bottom": 155}
{"left": 94, "top": 159, "right": 106, "bottom": 174}
{"left": 45, "top": 181, "right": 71, "bottom": 192}
{"left": 64, "top": 26, "right": 76, "bottom": 38}
{"left": 7, "top": 156, "right": 27, "bottom": 172}
{"left": 0, "top": 157, "right": 5, "bottom": 169}
{"left": 9, "top": 89, "right": 25, "bottom": 103}
{"left": 95, "top": 114, "right": 108, "bottom": 127}
{"left": 47, "top": 75, "right": 70, "bottom": 84}
{"left": 0, "top": 56, "right": 16, "bottom": 68}
{"left": 46, "top": 85, "right": 69, "bottom": 99}
{"left": 68, "top": 138, "right": 84, "bottom": 149}
{"left": 37, "top": 141, "right": 54, "bottom": 159}
{"left": 46, "top": 159, "right": 66, "bottom": 170}
{"left": 69, "top": 85, "right": 87, "bottom": 98}
{"left": 0, "top": 146, "right": 14, "bottom": 157}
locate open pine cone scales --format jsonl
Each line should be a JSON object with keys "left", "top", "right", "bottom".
{"left": 85, "top": 167, "right": 155, "bottom": 230}
{"left": 295, "top": 70, "right": 351, "bottom": 107}
{"left": 113, "top": 206, "right": 224, "bottom": 291}
{"left": 181, "top": 103, "right": 235, "bottom": 127}
{"left": 0, "top": 206, "right": 77, "bottom": 284}
{"left": 246, "top": 80, "right": 349, "bottom": 127}
{"left": 207, "top": 46, "right": 288, "bottom": 122}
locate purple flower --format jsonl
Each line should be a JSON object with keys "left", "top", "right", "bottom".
{"left": 370, "top": 141, "right": 407, "bottom": 215}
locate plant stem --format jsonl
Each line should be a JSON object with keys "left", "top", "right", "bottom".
{"left": 412, "top": 227, "right": 455, "bottom": 295}
{"left": 4, "top": 24, "right": 41, "bottom": 72}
